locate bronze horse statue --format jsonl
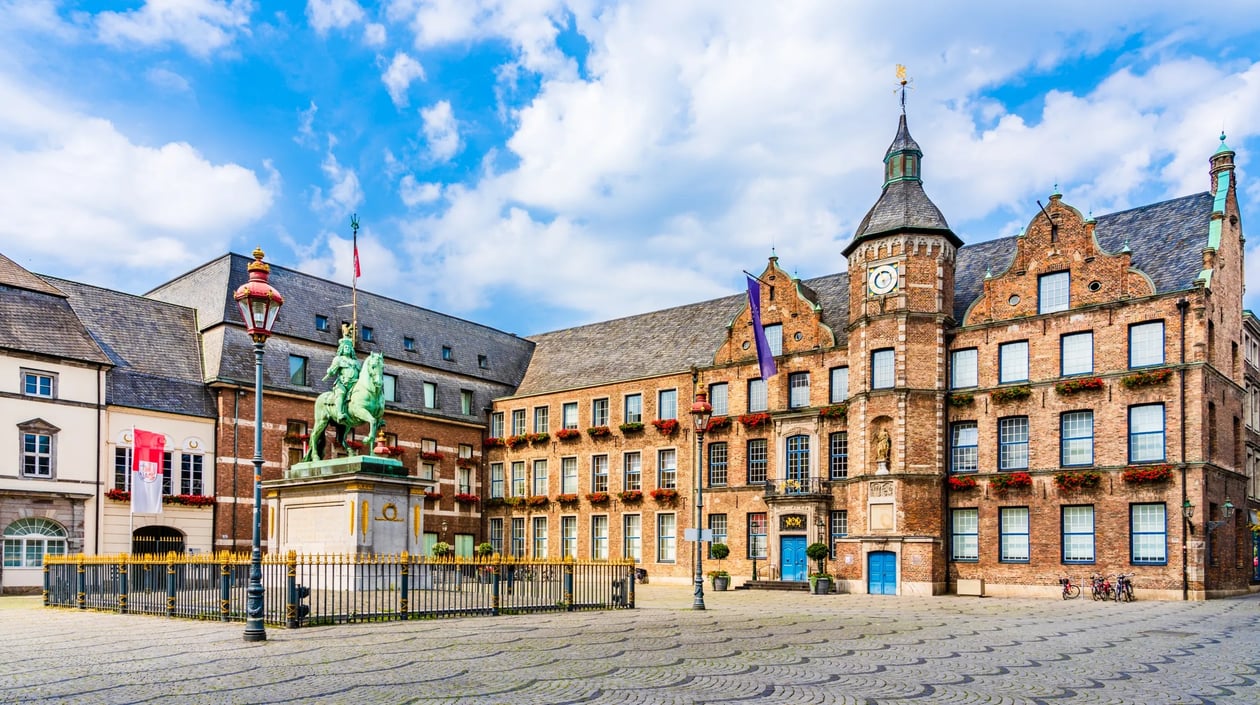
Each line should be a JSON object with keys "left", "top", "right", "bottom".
{"left": 304, "top": 352, "right": 386, "bottom": 461}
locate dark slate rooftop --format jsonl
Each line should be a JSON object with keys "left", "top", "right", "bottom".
{"left": 884, "top": 114, "right": 922, "bottom": 157}
{"left": 44, "top": 277, "right": 215, "bottom": 418}
{"left": 0, "top": 253, "right": 111, "bottom": 366}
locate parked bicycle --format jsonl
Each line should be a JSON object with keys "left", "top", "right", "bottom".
{"left": 1113, "top": 573, "right": 1135, "bottom": 602}
{"left": 1059, "top": 576, "right": 1081, "bottom": 599}
{"left": 1090, "top": 573, "right": 1113, "bottom": 601}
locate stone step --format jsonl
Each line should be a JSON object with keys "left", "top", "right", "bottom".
{"left": 736, "top": 580, "right": 810, "bottom": 591}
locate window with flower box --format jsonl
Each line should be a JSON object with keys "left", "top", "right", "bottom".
{"left": 999, "top": 507, "right": 1029, "bottom": 562}
{"left": 951, "top": 508, "right": 978, "bottom": 561}
{"left": 510, "top": 461, "right": 526, "bottom": 497}
{"left": 557, "top": 456, "right": 575, "bottom": 494}
{"left": 788, "top": 372, "right": 810, "bottom": 408}
{"left": 1061, "top": 332, "right": 1093, "bottom": 376}
{"left": 1129, "top": 404, "right": 1165, "bottom": 463}
{"left": 830, "top": 367, "right": 849, "bottom": 402}
{"left": 458, "top": 467, "right": 472, "bottom": 495}
{"left": 1061, "top": 411, "right": 1094, "bottom": 467}
{"left": 657, "top": 513, "right": 676, "bottom": 563}
{"left": 709, "top": 383, "right": 728, "bottom": 416}
{"left": 623, "top": 515, "right": 641, "bottom": 562}
{"left": 747, "top": 378, "right": 767, "bottom": 412}
{"left": 590, "top": 454, "right": 607, "bottom": 493}
{"left": 592, "top": 398, "right": 609, "bottom": 427}
{"left": 999, "top": 341, "right": 1029, "bottom": 383}
{"left": 623, "top": 452, "right": 641, "bottom": 490}
{"left": 624, "top": 394, "right": 642, "bottom": 424}
{"left": 490, "top": 463, "right": 504, "bottom": 498}
{"left": 1062, "top": 505, "right": 1095, "bottom": 563}
{"left": 533, "top": 406, "right": 549, "bottom": 433}
{"left": 950, "top": 349, "right": 977, "bottom": 389}
{"left": 1131, "top": 503, "right": 1167, "bottom": 565}
{"left": 180, "top": 454, "right": 204, "bottom": 495}
{"left": 658, "top": 449, "right": 676, "bottom": 489}
{"left": 951, "top": 422, "right": 978, "bottom": 473}
{"left": 591, "top": 515, "right": 608, "bottom": 560}
{"left": 658, "top": 389, "right": 677, "bottom": 420}
{"left": 490, "top": 412, "right": 504, "bottom": 439}
{"left": 708, "top": 442, "right": 727, "bottom": 487}
{"left": 562, "top": 402, "right": 578, "bottom": 430}
{"left": 532, "top": 459, "right": 548, "bottom": 496}
{"left": 1129, "top": 321, "right": 1165, "bottom": 368}
{"left": 998, "top": 417, "right": 1029, "bottom": 470}
{"left": 511, "top": 409, "right": 527, "bottom": 436}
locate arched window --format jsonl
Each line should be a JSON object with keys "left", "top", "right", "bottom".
{"left": 2, "top": 517, "right": 67, "bottom": 567}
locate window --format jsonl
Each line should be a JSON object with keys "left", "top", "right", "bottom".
{"left": 510, "top": 409, "right": 526, "bottom": 436}
{"left": 592, "top": 398, "right": 609, "bottom": 427}
{"left": 747, "top": 379, "right": 768, "bottom": 412}
{"left": 533, "top": 406, "right": 549, "bottom": 433}
{"left": 21, "top": 431, "right": 53, "bottom": 478}
{"left": 3, "top": 518, "right": 67, "bottom": 568}
{"left": 747, "top": 439, "right": 768, "bottom": 484}
{"left": 362, "top": 326, "right": 374, "bottom": 342}
{"left": 561, "top": 457, "right": 578, "bottom": 494}
{"left": 829, "top": 432, "right": 848, "bottom": 480}
{"left": 562, "top": 402, "right": 578, "bottom": 430}
{"left": 532, "top": 516, "right": 548, "bottom": 558}
{"left": 829, "top": 367, "right": 849, "bottom": 403}
{"left": 658, "top": 449, "right": 676, "bottom": 489}
{"left": 442, "top": 346, "right": 453, "bottom": 361}
{"left": 764, "top": 323, "right": 783, "bottom": 357}
{"left": 950, "top": 349, "right": 977, "bottom": 389}
{"left": 747, "top": 513, "right": 768, "bottom": 559}
{"left": 789, "top": 372, "right": 810, "bottom": 408}
{"left": 708, "top": 442, "right": 728, "bottom": 486}
{"left": 1061, "top": 332, "right": 1093, "bottom": 376}
{"left": 872, "top": 349, "right": 894, "bottom": 389}
{"left": 998, "top": 341, "right": 1029, "bottom": 383}
{"left": 478, "top": 354, "right": 489, "bottom": 369}
{"left": 1129, "top": 321, "right": 1165, "bottom": 368}
{"left": 951, "top": 508, "right": 978, "bottom": 561}
{"left": 179, "top": 454, "right": 204, "bottom": 495}
{"left": 490, "top": 412, "right": 504, "bottom": 438}
{"left": 315, "top": 315, "right": 329, "bottom": 332}
{"left": 709, "top": 383, "right": 728, "bottom": 416}
{"left": 382, "top": 374, "right": 397, "bottom": 402}
{"left": 658, "top": 389, "right": 677, "bottom": 420}
{"left": 403, "top": 336, "right": 416, "bottom": 351}
{"left": 161, "top": 451, "right": 174, "bottom": 495}
{"left": 561, "top": 516, "right": 577, "bottom": 559}
{"left": 785, "top": 435, "right": 809, "bottom": 488}
{"left": 708, "top": 514, "right": 727, "bottom": 558}
{"left": 829, "top": 510, "right": 848, "bottom": 558}
{"left": 590, "top": 455, "right": 608, "bottom": 492}
{"left": 623, "top": 515, "right": 642, "bottom": 562}
{"left": 422, "top": 382, "right": 437, "bottom": 408}
{"left": 510, "top": 462, "right": 526, "bottom": 497}
{"left": 624, "top": 394, "right": 642, "bottom": 424}
{"left": 998, "top": 417, "right": 1029, "bottom": 470}
{"left": 591, "top": 516, "right": 608, "bottom": 560}
{"left": 1062, "top": 505, "right": 1095, "bottom": 563}
{"left": 532, "top": 459, "right": 548, "bottom": 496}
{"left": 490, "top": 463, "right": 504, "bottom": 498}
{"left": 951, "top": 422, "right": 978, "bottom": 473}
{"left": 22, "top": 370, "right": 54, "bottom": 398}
{"left": 1038, "top": 271, "right": 1069, "bottom": 313}
{"left": 510, "top": 518, "right": 526, "bottom": 557}
{"left": 458, "top": 466, "right": 472, "bottom": 495}
{"left": 623, "top": 452, "right": 641, "bottom": 490}
{"left": 657, "top": 514, "right": 676, "bottom": 563}
{"left": 1131, "top": 503, "right": 1167, "bottom": 565}
{"left": 1129, "top": 404, "right": 1165, "bottom": 463}
{"left": 999, "top": 507, "right": 1030, "bottom": 562}
{"left": 489, "top": 518, "right": 504, "bottom": 555}
{"left": 1061, "top": 411, "right": 1094, "bottom": 467}
{"left": 113, "top": 447, "right": 132, "bottom": 490}
{"left": 288, "top": 355, "right": 308, "bottom": 386}
{"left": 460, "top": 390, "right": 473, "bottom": 415}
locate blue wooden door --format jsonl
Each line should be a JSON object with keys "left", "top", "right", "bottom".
{"left": 867, "top": 551, "right": 896, "bottom": 594}
{"left": 781, "top": 536, "right": 807, "bottom": 581}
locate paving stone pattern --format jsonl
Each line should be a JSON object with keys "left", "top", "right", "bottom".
{"left": 1, "top": 587, "right": 1258, "bottom": 704}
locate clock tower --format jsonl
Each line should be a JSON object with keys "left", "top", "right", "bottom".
{"left": 841, "top": 109, "right": 961, "bottom": 594}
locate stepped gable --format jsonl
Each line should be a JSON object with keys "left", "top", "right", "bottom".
{"left": 45, "top": 277, "right": 215, "bottom": 419}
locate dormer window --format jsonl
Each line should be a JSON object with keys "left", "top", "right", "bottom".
{"left": 404, "top": 337, "right": 416, "bottom": 352}
{"left": 442, "top": 346, "right": 453, "bottom": 361}
{"left": 315, "top": 315, "right": 329, "bottom": 332}
{"left": 362, "top": 327, "right": 374, "bottom": 342}
{"left": 478, "top": 354, "right": 489, "bottom": 369}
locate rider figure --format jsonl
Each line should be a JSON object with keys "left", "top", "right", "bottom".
{"left": 325, "top": 324, "right": 361, "bottom": 422}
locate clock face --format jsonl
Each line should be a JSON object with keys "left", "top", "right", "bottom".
{"left": 868, "top": 264, "right": 898, "bottom": 295}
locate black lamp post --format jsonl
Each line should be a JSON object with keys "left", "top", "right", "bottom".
{"left": 689, "top": 391, "right": 712, "bottom": 610}
{"left": 233, "top": 248, "right": 284, "bottom": 642}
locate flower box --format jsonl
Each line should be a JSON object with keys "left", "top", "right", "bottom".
{"left": 424, "top": 490, "right": 442, "bottom": 500}
{"left": 739, "top": 412, "right": 771, "bottom": 429}
{"left": 617, "top": 490, "right": 643, "bottom": 503}
{"left": 948, "top": 393, "right": 975, "bottom": 408}
{"left": 587, "top": 426, "right": 611, "bottom": 438}
{"left": 651, "top": 419, "right": 680, "bottom": 436}
{"left": 1053, "top": 470, "right": 1102, "bottom": 491}
{"left": 557, "top": 493, "right": 580, "bottom": 505}
{"left": 989, "top": 471, "right": 1032, "bottom": 492}
{"left": 420, "top": 451, "right": 444, "bottom": 462}
{"left": 105, "top": 490, "right": 217, "bottom": 507}
{"left": 705, "top": 416, "right": 732, "bottom": 432}
{"left": 948, "top": 475, "right": 978, "bottom": 490}
{"left": 484, "top": 497, "right": 505, "bottom": 508}
{"left": 619, "top": 422, "right": 644, "bottom": 434}
{"left": 525, "top": 495, "right": 550, "bottom": 507}
{"left": 454, "top": 493, "right": 480, "bottom": 505}
{"left": 484, "top": 437, "right": 505, "bottom": 448}
{"left": 527, "top": 432, "right": 550, "bottom": 444}
{"left": 819, "top": 404, "right": 848, "bottom": 420}
{"left": 1121, "top": 368, "right": 1174, "bottom": 389}
{"left": 586, "top": 492, "right": 611, "bottom": 505}
{"left": 1122, "top": 464, "right": 1174, "bottom": 484}
{"left": 283, "top": 433, "right": 309, "bottom": 444}
{"left": 345, "top": 439, "right": 366, "bottom": 451}
{"left": 456, "top": 458, "right": 478, "bottom": 469}
{"left": 506, "top": 435, "right": 529, "bottom": 449}
{"left": 650, "top": 488, "right": 679, "bottom": 504}
{"left": 503, "top": 497, "right": 524, "bottom": 507}
{"left": 379, "top": 445, "right": 406, "bottom": 458}
{"left": 1054, "top": 377, "right": 1104, "bottom": 395}
{"left": 555, "top": 429, "right": 581, "bottom": 441}
{"left": 990, "top": 385, "right": 1032, "bottom": 404}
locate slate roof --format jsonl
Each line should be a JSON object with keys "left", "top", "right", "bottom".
{"left": 0, "top": 254, "right": 111, "bottom": 366}
{"left": 848, "top": 115, "right": 957, "bottom": 248}
{"left": 44, "top": 277, "right": 215, "bottom": 418}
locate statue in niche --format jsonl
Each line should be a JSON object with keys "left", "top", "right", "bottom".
{"left": 873, "top": 428, "right": 891, "bottom": 464}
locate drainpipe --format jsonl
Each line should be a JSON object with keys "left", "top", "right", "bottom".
{"left": 94, "top": 365, "right": 104, "bottom": 554}
{"left": 1177, "top": 297, "right": 1189, "bottom": 601}
{"left": 232, "top": 388, "right": 241, "bottom": 551}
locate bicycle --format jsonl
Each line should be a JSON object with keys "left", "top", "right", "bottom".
{"left": 1113, "top": 573, "right": 1135, "bottom": 602}
{"left": 1090, "top": 573, "right": 1113, "bottom": 601}
{"left": 1059, "top": 576, "right": 1081, "bottom": 599}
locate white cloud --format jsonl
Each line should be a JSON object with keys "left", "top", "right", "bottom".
{"left": 294, "top": 229, "right": 402, "bottom": 292}
{"left": 309, "top": 148, "right": 363, "bottom": 218}
{"left": 295, "top": 101, "right": 319, "bottom": 148}
{"left": 95, "top": 0, "right": 253, "bottom": 58}
{"left": 363, "top": 22, "right": 387, "bottom": 46}
{"left": 399, "top": 175, "right": 441, "bottom": 206}
{"left": 381, "top": 51, "right": 425, "bottom": 107}
{"left": 420, "top": 100, "right": 460, "bottom": 162}
{"left": 145, "top": 67, "right": 191, "bottom": 93}
{"left": 306, "top": 0, "right": 364, "bottom": 34}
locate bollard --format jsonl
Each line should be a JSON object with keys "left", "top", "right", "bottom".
{"left": 491, "top": 567, "right": 500, "bottom": 616}
{"left": 219, "top": 556, "right": 231, "bottom": 622}
{"left": 628, "top": 566, "right": 636, "bottom": 609}
{"left": 42, "top": 561, "right": 50, "bottom": 607}
{"left": 77, "top": 556, "right": 86, "bottom": 610}
{"left": 166, "top": 552, "right": 177, "bottom": 617}
{"left": 118, "top": 556, "right": 128, "bottom": 614}
{"left": 399, "top": 551, "right": 410, "bottom": 620}
{"left": 285, "top": 551, "right": 299, "bottom": 629}
{"left": 564, "top": 563, "right": 574, "bottom": 612}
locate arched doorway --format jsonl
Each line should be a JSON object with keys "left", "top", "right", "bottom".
{"left": 867, "top": 550, "right": 896, "bottom": 595}
{"left": 132, "top": 526, "right": 185, "bottom": 555}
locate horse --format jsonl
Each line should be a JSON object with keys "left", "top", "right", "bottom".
{"left": 304, "top": 352, "right": 386, "bottom": 461}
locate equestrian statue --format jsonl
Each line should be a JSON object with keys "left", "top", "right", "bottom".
{"left": 304, "top": 325, "right": 387, "bottom": 461}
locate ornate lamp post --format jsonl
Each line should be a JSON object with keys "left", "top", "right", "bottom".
{"left": 689, "top": 390, "right": 712, "bottom": 610}
{"left": 233, "top": 248, "right": 284, "bottom": 642}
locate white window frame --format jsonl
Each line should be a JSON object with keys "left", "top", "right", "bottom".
{"left": 1038, "top": 271, "right": 1070, "bottom": 314}
{"left": 950, "top": 349, "right": 977, "bottom": 389}
{"left": 998, "top": 341, "right": 1029, "bottom": 383}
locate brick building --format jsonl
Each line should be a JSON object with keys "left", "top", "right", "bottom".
{"left": 482, "top": 114, "right": 1256, "bottom": 599}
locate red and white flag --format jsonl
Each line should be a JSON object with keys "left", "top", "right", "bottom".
{"left": 131, "top": 429, "right": 165, "bottom": 514}
{"left": 353, "top": 231, "right": 361, "bottom": 279}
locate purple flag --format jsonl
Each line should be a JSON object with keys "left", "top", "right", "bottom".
{"left": 747, "top": 276, "right": 777, "bottom": 380}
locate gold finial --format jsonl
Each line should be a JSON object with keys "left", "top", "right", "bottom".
{"left": 896, "top": 64, "right": 907, "bottom": 86}
{"left": 247, "top": 246, "right": 270, "bottom": 273}
{"left": 895, "top": 65, "right": 913, "bottom": 113}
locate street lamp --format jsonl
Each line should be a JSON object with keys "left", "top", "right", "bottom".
{"left": 233, "top": 247, "right": 284, "bottom": 643}
{"left": 689, "top": 390, "right": 713, "bottom": 610}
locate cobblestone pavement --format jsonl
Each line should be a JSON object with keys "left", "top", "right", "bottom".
{"left": 2, "top": 586, "right": 1258, "bottom": 705}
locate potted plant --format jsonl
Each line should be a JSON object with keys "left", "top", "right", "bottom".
{"left": 806, "top": 542, "right": 832, "bottom": 594}
{"left": 475, "top": 542, "right": 495, "bottom": 582}
{"left": 709, "top": 542, "right": 731, "bottom": 590}
{"left": 475, "top": 542, "right": 494, "bottom": 557}
{"left": 431, "top": 541, "right": 453, "bottom": 558}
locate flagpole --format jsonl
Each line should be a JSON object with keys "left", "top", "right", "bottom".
{"left": 350, "top": 214, "right": 359, "bottom": 337}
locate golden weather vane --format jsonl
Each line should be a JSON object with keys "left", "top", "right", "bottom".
{"left": 895, "top": 64, "right": 913, "bottom": 113}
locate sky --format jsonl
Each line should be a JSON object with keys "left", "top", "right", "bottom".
{"left": 1, "top": 1, "right": 1258, "bottom": 336}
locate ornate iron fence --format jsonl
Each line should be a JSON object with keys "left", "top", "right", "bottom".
{"left": 44, "top": 553, "right": 636, "bottom": 627}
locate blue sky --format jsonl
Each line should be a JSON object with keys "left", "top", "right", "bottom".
{"left": 2, "top": 0, "right": 1258, "bottom": 335}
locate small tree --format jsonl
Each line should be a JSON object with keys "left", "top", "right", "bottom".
{"left": 475, "top": 542, "right": 494, "bottom": 557}
{"left": 431, "top": 541, "right": 453, "bottom": 558}
{"left": 806, "top": 542, "right": 829, "bottom": 577}
{"left": 709, "top": 542, "right": 730, "bottom": 576}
